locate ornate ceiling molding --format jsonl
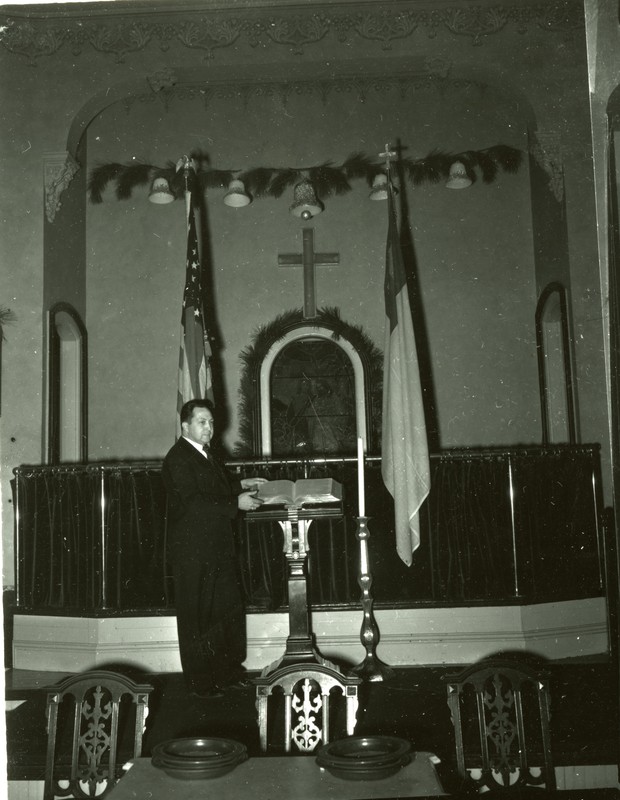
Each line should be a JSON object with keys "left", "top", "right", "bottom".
{"left": 131, "top": 69, "right": 486, "bottom": 112}
{"left": 0, "top": 1, "right": 583, "bottom": 65}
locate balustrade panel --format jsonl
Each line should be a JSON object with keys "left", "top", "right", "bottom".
{"left": 511, "top": 448, "right": 604, "bottom": 599}
{"left": 424, "top": 455, "right": 516, "bottom": 601}
{"left": 12, "top": 446, "right": 605, "bottom": 614}
{"left": 102, "top": 467, "right": 169, "bottom": 610}
{"left": 14, "top": 469, "right": 102, "bottom": 609}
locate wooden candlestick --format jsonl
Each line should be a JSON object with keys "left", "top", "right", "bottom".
{"left": 351, "top": 515, "right": 394, "bottom": 682}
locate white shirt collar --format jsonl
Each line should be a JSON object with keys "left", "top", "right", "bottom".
{"left": 183, "top": 436, "right": 208, "bottom": 458}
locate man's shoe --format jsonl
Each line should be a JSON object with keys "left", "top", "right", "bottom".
{"left": 189, "top": 686, "right": 225, "bottom": 699}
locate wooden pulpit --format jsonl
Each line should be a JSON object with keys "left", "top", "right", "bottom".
{"left": 245, "top": 503, "right": 343, "bottom": 671}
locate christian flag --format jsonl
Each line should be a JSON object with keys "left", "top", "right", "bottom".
{"left": 177, "top": 201, "right": 212, "bottom": 418}
{"left": 381, "top": 184, "right": 430, "bottom": 565}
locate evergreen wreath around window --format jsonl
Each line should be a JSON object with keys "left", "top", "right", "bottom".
{"left": 234, "top": 307, "right": 383, "bottom": 457}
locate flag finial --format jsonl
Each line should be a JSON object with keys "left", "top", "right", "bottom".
{"left": 379, "top": 144, "right": 397, "bottom": 174}
{"left": 176, "top": 155, "right": 196, "bottom": 193}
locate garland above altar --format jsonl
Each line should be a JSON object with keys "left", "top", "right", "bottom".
{"left": 87, "top": 145, "right": 522, "bottom": 204}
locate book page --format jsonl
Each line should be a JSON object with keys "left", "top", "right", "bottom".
{"left": 255, "top": 478, "right": 342, "bottom": 507}
{"left": 256, "top": 480, "right": 295, "bottom": 505}
{"left": 293, "top": 478, "right": 342, "bottom": 505}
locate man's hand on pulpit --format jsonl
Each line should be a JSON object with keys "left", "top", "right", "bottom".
{"left": 238, "top": 489, "right": 265, "bottom": 511}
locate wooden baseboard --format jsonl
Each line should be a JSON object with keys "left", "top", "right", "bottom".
{"left": 11, "top": 598, "right": 609, "bottom": 673}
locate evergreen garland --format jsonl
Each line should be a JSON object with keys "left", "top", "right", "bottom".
{"left": 234, "top": 306, "right": 384, "bottom": 457}
{"left": 87, "top": 145, "right": 522, "bottom": 204}
{"left": 0, "top": 306, "right": 16, "bottom": 341}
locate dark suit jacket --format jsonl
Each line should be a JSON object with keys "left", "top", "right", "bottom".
{"left": 162, "top": 437, "right": 243, "bottom": 564}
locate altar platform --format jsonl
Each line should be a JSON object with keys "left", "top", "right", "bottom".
{"left": 10, "top": 597, "right": 610, "bottom": 673}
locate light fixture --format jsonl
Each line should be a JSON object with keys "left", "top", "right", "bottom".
{"left": 446, "top": 161, "right": 472, "bottom": 189}
{"left": 368, "top": 173, "right": 399, "bottom": 201}
{"left": 223, "top": 179, "right": 251, "bottom": 207}
{"left": 369, "top": 173, "right": 388, "bottom": 200}
{"left": 290, "top": 179, "right": 323, "bottom": 220}
{"left": 148, "top": 176, "right": 175, "bottom": 204}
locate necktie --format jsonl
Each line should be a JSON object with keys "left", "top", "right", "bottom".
{"left": 202, "top": 445, "right": 227, "bottom": 482}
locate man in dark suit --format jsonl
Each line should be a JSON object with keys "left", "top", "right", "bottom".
{"left": 162, "top": 399, "right": 266, "bottom": 699}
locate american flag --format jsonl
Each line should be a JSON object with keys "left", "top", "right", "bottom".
{"left": 177, "top": 202, "right": 212, "bottom": 418}
{"left": 381, "top": 183, "right": 430, "bottom": 565}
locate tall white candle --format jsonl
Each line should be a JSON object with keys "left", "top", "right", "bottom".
{"left": 357, "top": 436, "right": 365, "bottom": 517}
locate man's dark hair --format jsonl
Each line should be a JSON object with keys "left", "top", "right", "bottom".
{"left": 180, "top": 398, "right": 215, "bottom": 425}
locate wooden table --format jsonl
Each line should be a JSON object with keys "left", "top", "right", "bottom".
{"left": 109, "top": 753, "right": 448, "bottom": 799}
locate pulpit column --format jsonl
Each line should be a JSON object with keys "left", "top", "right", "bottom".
{"left": 246, "top": 506, "right": 343, "bottom": 673}
{"left": 278, "top": 511, "right": 316, "bottom": 662}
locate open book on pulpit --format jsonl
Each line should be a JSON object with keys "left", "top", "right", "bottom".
{"left": 255, "top": 477, "right": 342, "bottom": 509}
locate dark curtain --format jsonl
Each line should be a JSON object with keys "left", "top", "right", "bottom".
{"left": 13, "top": 446, "right": 605, "bottom": 614}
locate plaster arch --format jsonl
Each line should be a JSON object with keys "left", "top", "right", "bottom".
{"left": 67, "top": 77, "right": 162, "bottom": 160}
{"left": 66, "top": 63, "right": 540, "bottom": 164}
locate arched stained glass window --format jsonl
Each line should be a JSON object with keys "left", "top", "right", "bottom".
{"left": 270, "top": 338, "right": 357, "bottom": 457}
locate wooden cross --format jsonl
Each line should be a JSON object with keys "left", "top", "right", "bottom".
{"left": 278, "top": 228, "right": 339, "bottom": 318}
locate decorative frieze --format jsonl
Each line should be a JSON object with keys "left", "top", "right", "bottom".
{"left": 0, "top": 20, "right": 66, "bottom": 64}
{"left": 128, "top": 71, "right": 482, "bottom": 113}
{"left": 85, "top": 21, "right": 154, "bottom": 62}
{"left": 147, "top": 66, "right": 178, "bottom": 92}
{"left": 260, "top": 13, "right": 330, "bottom": 54}
{"left": 443, "top": 7, "right": 510, "bottom": 45}
{"left": 0, "top": 1, "right": 582, "bottom": 64}
{"left": 175, "top": 18, "right": 243, "bottom": 60}
{"left": 352, "top": 8, "right": 421, "bottom": 49}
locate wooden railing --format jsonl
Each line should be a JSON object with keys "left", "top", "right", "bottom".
{"left": 12, "top": 445, "right": 606, "bottom": 614}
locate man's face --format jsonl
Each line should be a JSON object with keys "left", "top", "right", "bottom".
{"left": 182, "top": 406, "right": 214, "bottom": 447}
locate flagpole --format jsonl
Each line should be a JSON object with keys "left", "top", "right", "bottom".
{"left": 179, "top": 156, "right": 213, "bottom": 403}
{"left": 175, "top": 154, "right": 213, "bottom": 433}
{"left": 179, "top": 154, "right": 192, "bottom": 223}
{"left": 380, "top": 140, "right": 430, "bottom": 564}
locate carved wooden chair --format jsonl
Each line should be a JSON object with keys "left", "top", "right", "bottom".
{"left": 43, "top": 670, "right": 154, "bottom": 800}
{"left": 444, "top": 658, "right": 556, "bottom": 796}
{"left": 253, "top": 662, "right": 361, "bottom": 753}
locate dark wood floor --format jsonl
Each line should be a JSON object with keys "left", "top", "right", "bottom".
{"left": 5, "top": 657, "right": 619, "bottom": 782}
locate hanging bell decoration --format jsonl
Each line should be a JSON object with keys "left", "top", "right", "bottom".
{"left": 446, "top": 161, "right": 472, "bottom": 189}
{"left": 223, "top": 178, "right": 251, "bottom": 208}
{"left": 290, "top": 179, "right": 323, "bottom": 220}
{"left": 369, "top": 173, "right": 389, "bottom": 201}
{"left": 148, "top": 177, "right": 175, "bottom": 204}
